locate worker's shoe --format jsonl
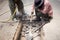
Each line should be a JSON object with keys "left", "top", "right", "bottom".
{"left": 11, "top": 15, "right": 16, "bottom": 21}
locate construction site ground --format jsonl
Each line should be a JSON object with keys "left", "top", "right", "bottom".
{"left": 0, "top": 0, "right": 60, "bottom": 40}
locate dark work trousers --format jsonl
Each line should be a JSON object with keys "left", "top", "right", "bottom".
{"left": 9, "top": 0, "right": 24, "bottom": 20}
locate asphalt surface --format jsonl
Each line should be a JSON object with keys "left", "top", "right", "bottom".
{"left": 0, "top": 0, "right": 60, "bottom": 40}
